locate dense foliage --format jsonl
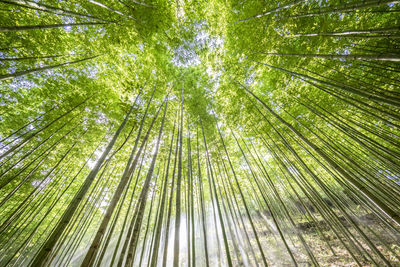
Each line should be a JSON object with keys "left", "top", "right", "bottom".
{"left": 0, "top": 0, "right": 399, "bottom": 266}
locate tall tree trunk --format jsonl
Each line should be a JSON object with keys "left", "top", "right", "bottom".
{"left": 173, "top": 90, "right": 184, "bottom": 267}
{"left": 0, "top": 0, "right": 113, "bottom": 22}
{"left": 149, "top": 116, "right": 177, "bottom": 267}
{"left": 288, "top": 0, "right": 400, "bottom": 18}
{"left": 161, "top": 119, "right": 180, "bottom": 267}
{"left": 196, "top": 123, "right": 210, "bottom": 267}
{"left": 0, "top": 22, "right": 108, "bottom": 32}
{"left": 215, "top": 123, "right": 268, "bottom": 267}
{"left": 114, "top": 96, "right": 168, "bottom": 267}
{"left": 233, "top": 0, "right": 302, "bottom": 24}
{"left": 0, "top": 55, "right": 100, "bottom": 81}
{"left": 236, "top": 79, "right": 400, "bottom": 227}
{"left": 290, "top": 27, "right": 400, "bottom": 37}
{"left": 87, "top": 0, "right": 135, "bottom": 19}
{"left": 80, "top": 90, "right": 163, "bottom": 266}
{"left": 123, "top": 99, "right": 168, "bottom": 267}
{"left": 30, "top": 99, "right": 137, "bottom": 266}
{"left": 202, "top": 121, "right": 233, "bottom": 267}
{"left": 0, "top": 94, "right": 91, "bottom": 160}
{"left": 258, "top": 52, "right": 400, "bottom": 62}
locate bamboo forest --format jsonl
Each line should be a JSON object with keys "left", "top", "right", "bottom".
{"left": 1, "top": 0, "right": 400, "bottom": 266}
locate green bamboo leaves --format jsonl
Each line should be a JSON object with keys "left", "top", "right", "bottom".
{"left": 0, "top": 0, "right": 399, "bottom": 266}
